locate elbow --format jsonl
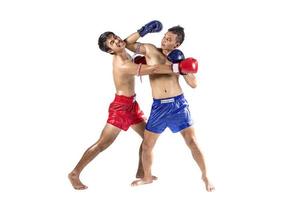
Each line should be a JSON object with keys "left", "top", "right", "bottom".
{"left": 190, "top": 83, "right": 197, "bottom": 89}
{"left": 189, "top": 80, "right": 197, "bottom": 88}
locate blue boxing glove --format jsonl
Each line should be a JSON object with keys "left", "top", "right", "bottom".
{"left": 167, "top": 49, "right": 187, "bottom": 75}
{"left": 138, "top": 20, "right": 163, "bottom": 37}
{"left": 167, "top": 49, "right": 185, "bottom": 63}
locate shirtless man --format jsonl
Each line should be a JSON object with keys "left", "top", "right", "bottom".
{"left": 68, "top": 22, "right": 175, "bottom": 190}
{"left": 125, "top": 22, "right": 215, "bottom": 192}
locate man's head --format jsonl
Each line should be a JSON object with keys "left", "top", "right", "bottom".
{"left": 161, "top": 25, "right": 185, "bottom": 51}
{"left": 98, "top": 31, "right": 125, "bottom": 54}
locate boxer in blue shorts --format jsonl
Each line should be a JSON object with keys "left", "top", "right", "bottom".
{"left": 125, "top": 21, "right": 215, "bottom": 192}
{"left": 146, "top": 94, "right": 193, "bottom": 134}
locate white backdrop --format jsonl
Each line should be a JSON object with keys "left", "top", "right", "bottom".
{"left": 0, "top": 0, "right": 300, "bottom": 199}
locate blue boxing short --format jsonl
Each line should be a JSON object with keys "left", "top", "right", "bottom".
{"left": 145, "top": 94, "right": 193, "bottom": 134}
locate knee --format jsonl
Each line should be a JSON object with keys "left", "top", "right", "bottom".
{"left": 142, "top": 141, "right": 153, "bottom": 152}
{"left": 185, "top": 137, "right": 198, "bottom": 150}
{"left": 93, "top": 139, "right": 112, "bottom": 152}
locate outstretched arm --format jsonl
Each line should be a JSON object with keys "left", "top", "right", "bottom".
{"left": 120, "top": 61, "right": 175, "bottom": 76}
{"left": 153, "top": 64, "right": 175, "bottom": 74}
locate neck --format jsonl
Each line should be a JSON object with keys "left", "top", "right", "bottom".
{"left": 116, "top": 49, "right": 128, "bottom": 58}
{"left": 161, "top": 48, "right": 171, "bottom": 56}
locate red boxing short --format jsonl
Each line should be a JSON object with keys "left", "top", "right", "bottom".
{"left": 107, "top": 94, "right": 145, "bottom": 131}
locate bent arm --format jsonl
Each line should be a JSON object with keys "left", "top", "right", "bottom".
{"left": 124, "top": 32, "right": 146, "bottom": 55}
{"left": 183, "top": 73, "right": 197, "bottom": 88}
{"left": 125, "top": 32, "right": 140, "bottom": 45}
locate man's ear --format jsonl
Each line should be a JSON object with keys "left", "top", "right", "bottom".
{"left": 174, "top": 42, "right": 180, "bottom": 48}
{"left": 108, "top": 49, "right": 114, "bottom": 54}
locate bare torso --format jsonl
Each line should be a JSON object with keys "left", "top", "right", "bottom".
{"left": 145, "top": 45, "right": 183, "bottom": 99}
{"left": 112, "top": 52, "right": 135, "bottom": 97}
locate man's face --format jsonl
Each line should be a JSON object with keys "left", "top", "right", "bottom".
{"left": 161, "top": 31, "right": 180, "bottom": 51}
{"left": 105, "top": 34, "right": 125, "bottom": 54}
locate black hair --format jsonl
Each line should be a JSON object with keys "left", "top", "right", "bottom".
{"left": 98, "top": 31, "right": 114, "bottom": 53}
{"left": 168, "top": 26, "right": 185, "bottom": 45}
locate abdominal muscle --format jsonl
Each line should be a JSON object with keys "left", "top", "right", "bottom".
{"left": 149, "top": 74, "right": 183, "bottom": 99}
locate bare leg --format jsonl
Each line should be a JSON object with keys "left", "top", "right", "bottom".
{"left": 131, "top": 122, "right": 157, "bottom": 180}
{"left": 68, "top": 123, "right": 121, "bottom": 190}
{"left": 181, "top": 126, "right": 215, "bottom": 192}
{"left": 131, "top": 130, "right": 160, "bottom": 186}
{"left": 131, "top": 121, "right": 145, "bottom": 178}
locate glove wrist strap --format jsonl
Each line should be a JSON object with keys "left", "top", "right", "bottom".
{"left": 172, "top": 63, "right": 179, "bottom": 73}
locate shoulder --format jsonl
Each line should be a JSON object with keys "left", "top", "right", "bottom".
{"left": 113, "top": 55, "right": 127, "bottom": 69}
{"left": 115, "top": 59, "right": 134, "bottom": 73}
{"left": 143, "top": 43, "right": 157, "bottom": 50}
{"left": 145, "top": 43, "right": 157, "bottom": 48}
{"left": 143, "top": 44, "right": 160, "bottom": 57}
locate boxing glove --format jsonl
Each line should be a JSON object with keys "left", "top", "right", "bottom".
{"left": 172, "top": 57, "right": 198, "bottom": 74}
{"left": 133, "top": 55, "right": 147, "bottom": 64}
{"left": 167, "top": 49, "right": 185, "bottom": 63}
{"left": 137, "top": 20, "right": 163, "bottom": 37}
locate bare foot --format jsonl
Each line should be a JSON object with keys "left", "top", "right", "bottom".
{"left": 136, "top": 174, "right": 158, "bottom": 181}
{"left": 131, "top": 178, "right": 154, "bottom": 187}
{"left": 68, "top": 172, "right": 88, "bottom": 190}
{"left": 202, "top": 177, "right": 215, "bottom": 192}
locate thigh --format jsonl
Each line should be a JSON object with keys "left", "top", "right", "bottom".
{"left": 131, "top": 120, "right": 147, "bottom": 138}
{"left": 180, "top": 126, "right": 196, "bottom": 143}
{"left": 98, "top": 123, "right": 122, "bottom": 144}
{"left": 143, "top": 130, "right": 160, "bottom": 147}
{"left": 168, "top": 105, "right": 193, "bottom": 133}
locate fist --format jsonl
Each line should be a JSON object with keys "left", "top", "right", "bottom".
{"left": 138, "top": 20, "right": 163, "bottom": 37}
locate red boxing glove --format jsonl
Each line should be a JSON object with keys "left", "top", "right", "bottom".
{"left": 133, "top": 55, "right": 147, "bottom": 64}
{"left": 172, "top": 57, "right": 198, "bottom": 74}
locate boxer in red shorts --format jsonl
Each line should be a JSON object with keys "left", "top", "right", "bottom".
{"left": 107, "top": 94, "right": 144, "bottom": 131}
{"left": 68, "top": 22, "right": 175, "bottom": 190}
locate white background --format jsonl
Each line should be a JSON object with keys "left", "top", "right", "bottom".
{"left": 0, "top": 0, "right": 300, "bottom": 199}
